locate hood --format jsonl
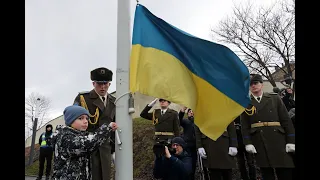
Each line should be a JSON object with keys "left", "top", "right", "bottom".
{"left": 45, "top": 124, "right": 53, "bottom": 134}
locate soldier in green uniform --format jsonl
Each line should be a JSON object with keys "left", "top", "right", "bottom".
{"left": 241, "top": 74, "right": 295, "bottom": 180}
{"left": 195, "top": 122, "right": 238, "bottom": 180}
{"left": 73, "top": 67, "right": 115, "bottom": 180}
{"left": 140, "top": 98, "right": 180, "bottom": 145}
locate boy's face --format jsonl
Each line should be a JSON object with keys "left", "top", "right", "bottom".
{"left": 71, "top": 114, "right": 89, "bottom": 131}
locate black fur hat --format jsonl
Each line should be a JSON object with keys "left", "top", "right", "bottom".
{"left": 250, "top": 74, "right": 263, "bottom": 84}
{"left": 90, "top": 67, "right": 113, "bottom": 82}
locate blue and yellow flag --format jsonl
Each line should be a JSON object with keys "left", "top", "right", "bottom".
{"left": 130, "top": 5, "right": 250, "bottom": 140}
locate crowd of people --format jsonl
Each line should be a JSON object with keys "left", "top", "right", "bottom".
{"left": 140, "top": 73, "right": 296, "bottom": 180}
{"left": 34, "top": 67, "right": 296, "bottom": 180}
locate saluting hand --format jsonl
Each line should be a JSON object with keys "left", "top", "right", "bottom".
{"left": 148, "top": 98, "right": 159, "bottom": 107}
{"left": 180, "top": 106, "right": 187, "bottom": 112}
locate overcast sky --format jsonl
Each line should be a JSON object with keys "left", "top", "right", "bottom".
{"left": 25, "top": 0, "right": 278, "bottom": 122}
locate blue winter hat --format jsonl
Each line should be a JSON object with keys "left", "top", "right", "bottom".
{"left": 63, "top": 105, "right": 90, "bottom": 126}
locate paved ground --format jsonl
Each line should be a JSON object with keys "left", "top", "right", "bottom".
{"left": 25, "top": 176, "right": 35, "bottom": 180}
{"left": 26, "top": 176, "right": 52, "bottom": 180}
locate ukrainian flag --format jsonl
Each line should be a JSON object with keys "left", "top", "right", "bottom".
{"left": 130, "top": 5, "right": 250, "bottom": 140}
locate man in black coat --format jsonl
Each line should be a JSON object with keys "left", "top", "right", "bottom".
{"left": 178, "top": 107, "right": 197, "bottom": 180}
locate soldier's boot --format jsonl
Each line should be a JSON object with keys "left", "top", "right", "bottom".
{"left": 45, "top": 176, "right": 50, "bottom": 180}
{"left": 35, "top": 177, "right": 42, "bottom": 180}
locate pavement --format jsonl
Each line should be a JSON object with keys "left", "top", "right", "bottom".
{"left": 25, "top": 176, "right": 50, "bottom": 180}
{"left": 25, "top": 176, "right": 36, "bottom": 180}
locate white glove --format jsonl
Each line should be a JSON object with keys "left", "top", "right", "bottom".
{"left": 112, "top": 152, "right": 115, "bottom": 164}
{"left": 198, "top": 147, "right": 207, "bottom": 159}
{"left": 286, "top": 143, "right": 295, "bottom": 153}
{"left": 148, "top": 98, "right": 159, "bottom": 107}
{"left": 228, "top": 147, "right": 238, "bottom": 156}
{"left": 245, "top": 144, "right": 257, "bottom": 154}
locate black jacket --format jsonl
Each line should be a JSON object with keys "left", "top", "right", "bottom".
{"left": 153, "top": 150, "right": 192, "bottom": 180}
{"left": 178, "top": 111, "right": 196, "bottom": 148}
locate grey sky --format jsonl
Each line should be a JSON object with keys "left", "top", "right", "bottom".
{"left": 25, "top": 0, "right": 277, "bottom": 122}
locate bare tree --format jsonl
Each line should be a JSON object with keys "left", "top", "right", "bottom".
{"left": 212, "top": 0, "right": 295, "bottom": 88}
{"left": 25, "top": 92, "right": 52, "bottom": 137}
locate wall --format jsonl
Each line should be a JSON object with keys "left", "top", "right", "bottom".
{"left": 25, "top": 115, "right": 65, "bottom": 147}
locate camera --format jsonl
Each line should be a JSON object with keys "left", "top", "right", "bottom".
{"left": 153, "top": 139, "right": 176, "bottom": 158}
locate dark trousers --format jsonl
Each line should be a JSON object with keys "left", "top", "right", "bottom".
{"left": 186, "top": 145, "right": 197, "bottom": 180}
{"left": 260, "top": 167, "right": 293, "bottom": 180}
{"left": 236, "top": 127, "right": 257, "bottom": 180}
{"left": 237, "top": 145, "right": 257, "bottom": 180}
{"left": 38, "top": 148, "right": 53, "bottom": 177}
{"left": 207, "top": 168, "right": 232, "bottom": 180}
{"left": 291, "top": 153, "right": 296, "bottom": 180}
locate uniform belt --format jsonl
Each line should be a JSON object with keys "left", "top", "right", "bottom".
{"left": 251, "top": 122, "right": 281, "bottom": 128}
{"left": 155, "top": 132, "right": 174, "bottom": 136}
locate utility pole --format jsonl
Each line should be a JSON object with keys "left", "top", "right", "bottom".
{"left": 28, "top": 98, "right": 40, "bottom": 166}
{"left": 115, "top": 0, "right": 133, "bottom": 179}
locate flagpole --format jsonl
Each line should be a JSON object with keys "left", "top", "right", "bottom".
{"left": 115, "top": 0, "right": 133, "bottom": 179}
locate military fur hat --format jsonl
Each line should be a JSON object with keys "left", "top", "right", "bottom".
{"left": 250, "top": 74, "right": 263, "bottom": 84}
{"left": 90, "top": 67, "right": 113, "bottom": 82}
{"left": 273, "top": 87, "right": 280, "bottom": 93}
{"left": 159, "top": 98, "right": 171, "bottom": 104}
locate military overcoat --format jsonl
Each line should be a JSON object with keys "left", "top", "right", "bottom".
{"left": 240, "top": 92, "right": 295, "bottom": 168}
{"left": 140, "top": 105, "right": 180, "bottom": 141}
{"left": 74, "top": 90, "right": 116, "bottom": 180}
{"left": 195, "top": 122, "right": 238, "bottom": 169}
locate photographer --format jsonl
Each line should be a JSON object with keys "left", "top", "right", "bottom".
{"left": 153, "top": 137, "right": 193, "bottom": 180}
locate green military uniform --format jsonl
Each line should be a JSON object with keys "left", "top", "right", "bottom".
{"left": 240, "top": 92, "right": 295, "bottom": 168}
{"left": 195, "top": 122, "right": 238, "bottom": 170}
{"left": 73, "top": 67, "right": 115, "bottom": 180}
{"left": 140, "top": 105, "right": 180, "bottom": 142}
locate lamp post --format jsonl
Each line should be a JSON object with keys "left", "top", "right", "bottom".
{"left": 28, "top": 98, "right": 40, "bottom": 166}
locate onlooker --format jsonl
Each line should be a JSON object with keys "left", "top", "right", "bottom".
{"left": 36, "top": 124, "right": 54, "bottom": 180}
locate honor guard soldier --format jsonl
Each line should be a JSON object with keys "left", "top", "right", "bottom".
{"left": 241, "top": 74, "right": 295, "bottom": 180}
{"left": 73, "top": 67, "right": 116, "bottom": 180}
{"left": 140, "top": 98, "right": 180, "bottom": 146}
{"left": 195, "top": 122, "right": 238, "bottom": 180}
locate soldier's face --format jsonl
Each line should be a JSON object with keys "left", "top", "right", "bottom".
{"left": 159, "top": 100, "right": 169, "bottom": 109}
{"left": 46, "top": 127, "right": 52, "bottom": 131}
{"left": 250, "top": 81, "right": 263, "bottom": 94}
{"left": 71, "top": 114, "right": 89, "bottom": 131}
{"left": 93, "top": 81, "right": 110, "bottom": 96}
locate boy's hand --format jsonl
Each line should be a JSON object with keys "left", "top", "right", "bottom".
{"left": 108, "top": 122, "right": 118, "bottom": 131}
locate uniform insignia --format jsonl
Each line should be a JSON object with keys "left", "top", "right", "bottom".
{"left": 100, "top": 69, "right": 105, "bottom": 74}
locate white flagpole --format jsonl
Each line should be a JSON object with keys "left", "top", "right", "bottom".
{"left": 115, "top": 0, "right": 133, "bottom": 179}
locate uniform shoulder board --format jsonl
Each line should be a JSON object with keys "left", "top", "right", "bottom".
{"left": 108, "top": 94, "right": 116, "bottom": 102}
{"left": 78, "top": 91, "right": 90, "bottom": 95}
{"left": 109, "top": 93, "right": 116, "bottom": 98}
{"left": 269, "top": 92, "right": 278, "bottom": 95}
